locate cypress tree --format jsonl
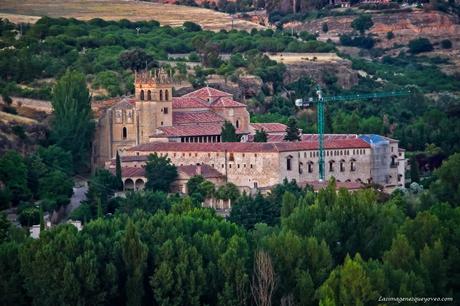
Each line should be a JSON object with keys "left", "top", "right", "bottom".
{"left": 410, "top": 157, "right": 420, "bottom": 183}
{"left": 115, "top": 151, "right": 123, "bottom": 190}
{"left": 39, "top": 203, "right": 45, "bottom": 232}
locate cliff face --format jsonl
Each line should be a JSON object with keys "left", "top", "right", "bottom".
{"left": 286, "top": 9, "right": 460, "bottom": 48}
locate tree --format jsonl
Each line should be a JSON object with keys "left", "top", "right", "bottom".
{"left": 441, "top": 39, "right": 452, "bottom": 49}
{"left": 322, "top": 23, "right": 329, "bottom": 33}
{"left": 351, "top": 15, "right": 374, "bottom": 35}
{"left": 115, "top": 151, "right": 123, "bottom": 190}
{"left": 122, "top": 219, "right": 148, "bottom": 306}
{"left": 145, "top": 153, "right": 178, "bottom": 192}
{"left": 254, "top": 129, "right": 268, "bottom": 142}
{"left": 284, "top": 117, "right": 301, "bottom": 141}
{"left": 119, "top": 48, "right": 156, "bottom": 72}
{"left": 50, "top": 70, "right": 94, "bottom": 172}
{"left": 386, "top": 31, "right": 395, "bottom": 40}
{"left": 183, "top": 21, "right": 202, "bottom": 32}
{"left": 410, "top": 157, "right": 420, "bottom": 183}
{"left": 251, "top": 250, "right": 276, "bottom": 306}
{"left": 221, "top": 121, "right": 240, "bottom": 142}
{"left": 0, "top": 151, "right": 31, "bottom": 206}
{"left": 431, "top": 153, "right": 460, "bottom": 206}
{"left": 408, "top": 38, "right": 433, "bottom": 54}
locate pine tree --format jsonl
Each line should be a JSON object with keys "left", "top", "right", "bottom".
{"left": 122, "top": 219, "right": 148, "bottom": 306}
{"left": 51, "top": 70, "right": 94, "bottom": 173}
{"left": 284, "top": 117, "right": 301, "bottom": 141}
{"left": 221, "top": 121, "right": 240, "bottom": 142}
{"left": 115, "top": 151, "right": 123, "bottom": 190}
{"left": 254, "top": 129, "right": 268, "bottom": 142}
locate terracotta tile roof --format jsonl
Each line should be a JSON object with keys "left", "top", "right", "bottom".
{"left": 172, "top": 97, "right": 209, "bottom": 109}
{"left": 210, "top": 97, "right": 246, "bottom": 108}
{"left": 128, "top": 139, "right": 370, "bottom": 153}
{"left": 109, "top": 167, "right": 145, "bottom": 178}
{"left": 173, "top": 111, "right": 225, "bottom": 125}
{"left": 154, "top": 123, "right": 224, "bottom": 137}
{"left": 250, "top": 123, "right": 287, "bottom": 133}
{"left": 177, "top": 164, "right": 224, "bottom": 179}
{"left": 182, "top": 87, "right": 232, "bottom": 100}
{"left": 301, "top": 134, "right": 359, "bottom": 141}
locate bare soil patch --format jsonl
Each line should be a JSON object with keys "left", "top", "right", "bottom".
{"left": 0, "top": 0, "right": 263, "bottom": 30}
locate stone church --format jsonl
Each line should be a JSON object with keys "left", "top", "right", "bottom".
{"left": 95, "top": 69, "right": 406, "bottom": 196}
{"left": 94, "top": 68, "right": 256, "bottom": 167}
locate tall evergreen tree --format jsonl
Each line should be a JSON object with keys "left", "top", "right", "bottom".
{"left": 115, "top": 151, "right": 123, "bottom": 190}
{"left": 50, "top": 70, "right": 94, "bottom": 172}
{"left": 410, "top": 157, "right": 420, "bottom": 183}
{"left": 284, "top": 117, "right": 301, "bottom": 142}
{"left": 254, "top": 129, "right": 268, "bottom": 142}
{"left": 122, "top": 220, "right": 148, "bottom": 306}
{"left": 221, "top": 121, "right": 240, "bottom": 142}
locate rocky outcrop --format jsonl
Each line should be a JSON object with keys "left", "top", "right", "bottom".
{"left": 285, "top": 9, "right": 460, "bottom": 48}
{"left": 283, "top": 59, "right": 359, "bottom": 89}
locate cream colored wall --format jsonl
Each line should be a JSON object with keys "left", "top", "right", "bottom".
{"left": 213, "top": 107, "right": 250, "bottom": 133}
{"left": 279, "top": 148, "right": 372, "bottom": 183}
{"left": 122, "top": 150, "right": 280, "bottom": 190}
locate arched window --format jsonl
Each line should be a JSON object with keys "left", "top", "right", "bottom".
{"left": 350, "top": 158, "right": 356, "bottom": 172}
{"left": 308, "top": 161, "right": 314, "bottom": 173}
{"left": 329, "top": 160, "right": 335, "bottom": 172}
{"left": 159, "top": 90, "right": 163, "bottom": 101}
{"left": 140, "top": 90, "right": 144, "bottom": 101}
{"left": 340, "top": 159, "right": 345, "bottom": 172}
{"left": 165, "top": 89, "right": 169, "bottom": 100}
{"left": 236, "top": 120, "right": 240, "bottom": 128}
{"left": 147, "top": 90, "right": 152, "bottom": 100}
{"left": 286, "top": 155, "right": 293, "bottom": 171}
{"left": 391, "top": 155, "right": 397, "bottom": 167}
{"left": 122, "top": 127, "right": 127, "bottom": 139}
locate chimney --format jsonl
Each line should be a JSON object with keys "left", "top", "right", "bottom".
{"left": 196, "top": 163, "right": 202, "bottom": 176}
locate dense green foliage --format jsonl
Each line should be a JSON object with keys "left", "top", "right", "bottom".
{"left": 0, "top": 147, "right": 73, "bottom": 211}
{"left": 145, "top": 153, "right": 178, "bottom": 192}
{"left": 221, "top": 121, "right": 240, "bottom": 142}
{"left": 284, "top": 117, "right": 301, "bottom": 141}
{"left": 253, "top": 129, "right": 268, "bottom": 142}
{"left": 1, "top": 155, "right": 459, "bottom": 304}
{"left": 50, "top": 70, "right": 94, "bottom": 172}
{"left": 0, "top": 17, "right": 333, "bottom": 98}
{"left": 351, "top": 15, "right": 374, "bottom": 34}
{"left": 408, "top": 37, "right": 434, "bottom": 54}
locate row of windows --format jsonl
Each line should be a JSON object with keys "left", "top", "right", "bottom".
{"left": 139, "top": 89, "right": 170, "bottom": 101}
{"left": 305, "top": 149, "right": 367, "bottom": 158}
{"left": 287, "top": 158, "right": 357, "bottom": 173}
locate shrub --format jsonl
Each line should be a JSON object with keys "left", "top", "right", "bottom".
{"left": 408, "top": 38, "right": 433, "bottom": 54}
{"left": 322, "top": 23, "right": 329, "bottom": 33}
{"left": 441, "top": 39, "right": 452, "bottom": 49}
{"left": 386, "top": 31, "right": 395, "bottom": 40}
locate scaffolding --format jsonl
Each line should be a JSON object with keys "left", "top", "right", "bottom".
{"left": 360, "top": 134, "right": 390, "bottom": 185}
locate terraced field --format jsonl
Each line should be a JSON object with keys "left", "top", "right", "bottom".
{"left": 0, "top": 0, "right": 263, "bottom": 30}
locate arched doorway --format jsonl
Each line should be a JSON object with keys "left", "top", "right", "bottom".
{"left": 124, "top": 178, "right": 134, "bottom": 190}
{"left": 135, "top": 179, "right": 145, "bottom": 190}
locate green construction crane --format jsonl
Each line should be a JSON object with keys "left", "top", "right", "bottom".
{"left": 295, "top": 85, "right": 410, "bottom": 181}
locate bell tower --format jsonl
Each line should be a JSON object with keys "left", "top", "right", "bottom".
{"left": 135, "top": 68, "right": 173, "bottom": 144}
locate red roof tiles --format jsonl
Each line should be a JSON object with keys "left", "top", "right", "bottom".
{"left": 177, "top": 164, "right": 224, "bottom": 179}
{"left": 173, "top": 111, "right": 224, "bottom": 125}
{"left": 172, "top": 97, "right": 209, "bottom": 109}
{"left": 210, "top": 97, "right": 246, "bottom": 108}
{"left": 182, "top": 87, "right": 233, "bottom": 100}
{"left": 250, "top": 123, "right": 287, "bottom": 133}
{"left": 128, "top": 139, "right": 370, "bottom": 153}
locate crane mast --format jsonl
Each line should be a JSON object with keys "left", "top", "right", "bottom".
{"left": 295, "top": 86, "right": 410, "bottom": 181}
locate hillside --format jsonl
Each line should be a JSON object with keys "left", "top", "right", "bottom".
{"left": 0, "top": 0, "right": 263, "bottom": 30}
{"left": 285, "top": 9, "right": 460, "bottom": 48}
